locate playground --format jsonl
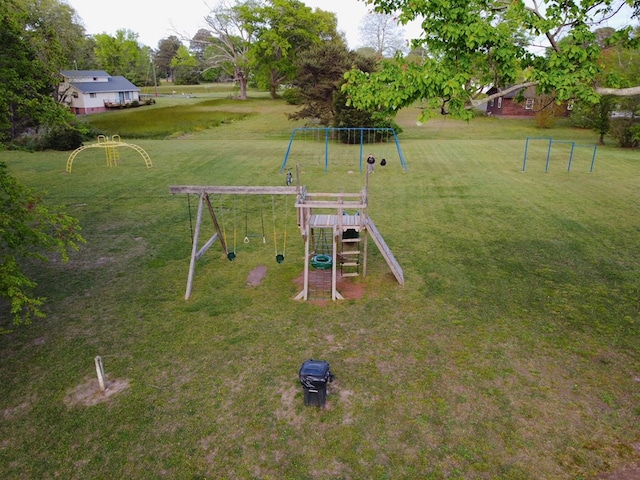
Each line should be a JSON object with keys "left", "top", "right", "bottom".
{"left": 1, "top": 96, "right": 639, "bottom": 480}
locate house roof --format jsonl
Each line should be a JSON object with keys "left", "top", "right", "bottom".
{"left": 486, "top": 85, "right": 535, "bottom": 99}
{"left": 61, "top": 70, "right": 110, "bottom": 78}
{"left": 71, "top": 76, "right": 140, "bottom": 94}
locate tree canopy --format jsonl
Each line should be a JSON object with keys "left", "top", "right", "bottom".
{"left": 243, "top": 0, "right": 340, "bottom": 98}
{"left": 344, "top": 0, "right": 640, "bottom": 121}
{"left": 199, "top": 0, "right": 255, "bottom": 100}
{"left": 93, "top": 30, "right": 152, "bottom": 86}
{"left": 0, "top": 162, "right": 84, "bottom": 326}
{"left": 0, "top": 0, "right": 79, "bottom": 143}
{"left": 358, "top": 12, "right": 407, "bottom": 58}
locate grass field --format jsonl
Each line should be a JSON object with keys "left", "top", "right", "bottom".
{"left": 1, "top": 90, "right": 639, "bottom": 479}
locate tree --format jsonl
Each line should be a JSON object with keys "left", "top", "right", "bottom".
{"left": 199, "top": 0, "right": 256, "bottom": 100}
{"left": 289, "top": 40, "right": 354, "bottom": 125}
{"left": 571, "top": 95, "right": 615, "bottom": 144}
{"left": 345, "top": 0, "right": 640, "bottom": 122}
{"left": 569, "top": 26, "right": 639, "bottom": 144}
{"left": 0, "top": 162, "right": 84, "bottom": 326}
{"left": 190, "top": 29, "right": 219, "bottom": 81}
{"left": 156, "top": 36, "right": 183, "bottom": 82}
{"left": 0, "top": 0, "right": 74, "bottom": 144}
{"left": 17, "top": 0, "right": 89, "bottom": 96}
{"left": 358, "top": 12, "right": 407, "bottom": 58}
{"left": 289, "top": 40, "right": 389, "bottom": 128}
{"left": 171, "top": 45, "right": 200, "bottom": 85}
{"left": 93, "top": 30, "right": 151, "bottom": 85}
{"left": 243, "top": 0, "right": 340, "bottom": 98}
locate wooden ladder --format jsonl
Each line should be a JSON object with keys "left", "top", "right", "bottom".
{"left": 340, "top": 232, "right": 361, "bottom": 277}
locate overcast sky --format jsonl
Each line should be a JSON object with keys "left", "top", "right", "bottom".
{"left": 64, "top": 0, "right": 423, "bottom": 50}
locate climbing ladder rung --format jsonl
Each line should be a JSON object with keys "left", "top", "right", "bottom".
{"left": 341, "top": 262, "right": 359, "bottom": 267}
{"left": 342, "top": 238, "right": 361, "bottom": 243}
{"left": 341, "top": 251, "right": 360, "bottom": 255}
{"left": 341, "top": 272, "right": 359, "bottom": 277}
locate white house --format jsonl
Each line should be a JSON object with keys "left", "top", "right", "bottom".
{"left": 59, "top": 70, "right": 141, "bottom": 114}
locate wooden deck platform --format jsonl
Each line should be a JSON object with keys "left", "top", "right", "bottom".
{"left": 309, "top": 214, "right": 364, "bottom": 229}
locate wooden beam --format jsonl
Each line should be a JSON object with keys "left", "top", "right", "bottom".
{"left": 303, "top": 192, "right": 363, "bottom": 199}
{"left": 170, "top": 185, "right": 298, "bottom": 195}
{"left": 195, "top": 234, "right": 219, "bottom": 260}
{"left": 295, "top": 201, "right": 366, "bottom": 209}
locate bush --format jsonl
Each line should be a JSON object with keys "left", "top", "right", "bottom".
{"left": 41, "top": 125, "right": 84, "bottom": 151}
{"left": 610, "top": 118, "right": 640, "bottom": 148}
{"left": 282, "top": 87, "right": 303, "bottom": 105}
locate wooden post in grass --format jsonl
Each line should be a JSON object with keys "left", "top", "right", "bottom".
{"left": 95, "top": 356, "right": 106, "bottom": 392}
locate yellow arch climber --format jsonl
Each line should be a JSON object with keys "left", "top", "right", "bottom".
{"left": 66, "top": 135, "right": 153, "bottom": 173}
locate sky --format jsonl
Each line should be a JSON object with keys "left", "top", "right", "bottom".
{"left": 64, "top": 0, "right": 423, "bottom": 50}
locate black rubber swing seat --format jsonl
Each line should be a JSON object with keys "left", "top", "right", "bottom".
{"left": 311, "top": 254, "right": 332, "bottom": 269}
{"left": 276, "top": 254, "right": 285, "bottom": 264}
{"left": 227, "top": 252, "right": 236, "bottom": 261}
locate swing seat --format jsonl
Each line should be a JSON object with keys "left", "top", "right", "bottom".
{"left": 227, "top": 252, "right": 236, "bottom": 261}
{"left": 311, "top": 254, "right": 332, "bottom": 269}
{"left": 276, "top": 254, "right": 285, "bottom": 264}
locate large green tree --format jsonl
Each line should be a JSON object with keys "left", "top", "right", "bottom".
{"left": 93, "top": 30, "right": 152, "bottom": 85}
{"left": 17, "top": 0, "right": 90, "bottom": 96}
{"left": 155, "top": 36, "right": 183, "bottom": 82}
{"left": 0, "top": 162, "right": 84, "bottom": 327}
{"left": 0, "top": 0, "right": 74, "bottom": 143}
{"left": 242, "top": 0, "right": 340, "bottom": 98}
{"left": 570, "top": 26, "right": 640, "bottom": 144}
{"left": 171, "top": 45, "right": 200, "bottom": 85}
{"left": 345, "top": 0, "right": 640, "bottom": 122}
{"left": 289, "top": 40, "right": 383, "bottom": 127}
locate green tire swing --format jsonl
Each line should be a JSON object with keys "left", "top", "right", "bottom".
{"left": 218, "top": 194, "right": 237, "bottom": 262}
{"left": 311, "top": 254, "right": 333, "bottom": 269}
{"left": 272, "top": 195, "right": 289, "bottom": 264}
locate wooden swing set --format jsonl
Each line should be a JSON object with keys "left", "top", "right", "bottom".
{"left": 169, "top": 169, "right": 404, "bottom": 301}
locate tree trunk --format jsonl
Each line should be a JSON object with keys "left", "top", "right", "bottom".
{"left": 235, "top": 69, "right": 247, "bottom": 100}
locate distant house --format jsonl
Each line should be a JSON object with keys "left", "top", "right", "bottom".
{"left": 485, "top": 85, "right": 572, "bottom": 118}
{"left": 59, "top": 70, "right": 141, "bottom": 115}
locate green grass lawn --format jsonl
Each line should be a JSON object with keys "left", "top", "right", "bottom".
{"left": 1, "top": 93, "right": 639, "bottom": 479}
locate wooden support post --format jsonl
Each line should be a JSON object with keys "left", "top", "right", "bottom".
{"left": 332, "top": 231, "right": 343, "bottom": 300}
{"left": 185, "top": 194, "right": 205, "bottom": 300}
{"left": 295, "top": 225, "right": 310, "bottom": 300}
{"left": 204, "top": 194, "right": 228, "bottom": 255}
{"left": 95, "top": 356, "right": 106, "bottom": 392}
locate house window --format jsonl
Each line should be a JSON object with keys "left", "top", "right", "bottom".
{"left": 90, "top": 93, "right": 96, "bottom": 98}
{"left": 489, "top": 99, "right": 494, "bottom": 107}
{"left": 525, "top": 98, "right": 534, "bottom": 110}
{"left": 497, "top": 97, "right": 502, "bottom": 109}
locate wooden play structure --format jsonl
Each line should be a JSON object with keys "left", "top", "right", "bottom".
{"left": 66, "top": 135, "right": 153, "bottom": 173}
{"left": 169, "top": 173, "right": 404, "bottom": 301}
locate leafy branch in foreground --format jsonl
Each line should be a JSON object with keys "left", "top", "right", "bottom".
{"left": 0, "top": 162, "right": 84, "bottom": 326}
{"left": 345, "top": 0, "right": 640, "bottom": 121}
